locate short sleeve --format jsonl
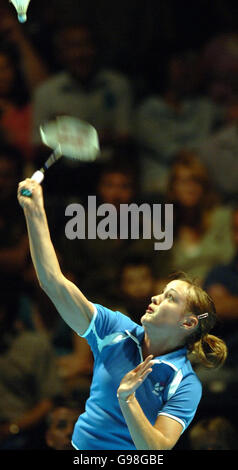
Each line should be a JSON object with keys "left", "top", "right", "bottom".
{"left": 158, "top": 375, "right": 202, "bottom": 432}
{"left": 82, "top": 303, "right": 138, "bottom": 356}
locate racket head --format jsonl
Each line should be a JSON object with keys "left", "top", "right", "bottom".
{"left": 40, "top": 116, "right": 100, "bottom": 162}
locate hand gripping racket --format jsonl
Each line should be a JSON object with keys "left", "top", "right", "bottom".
{"left": 20, "top": 115, "right": 100, "bottom": 197}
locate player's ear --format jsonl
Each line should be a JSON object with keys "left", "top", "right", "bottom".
{"left": 179, "top": 314, "right": 198, "bottom": 331}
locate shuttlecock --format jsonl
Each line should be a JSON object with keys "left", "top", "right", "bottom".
{"left": 9, "top": 0, "right": 31, "bottom": 23}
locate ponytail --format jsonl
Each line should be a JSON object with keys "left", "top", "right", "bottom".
{"left": 191, "top": 334, "right": 228, "bottom": 369}
{"left": 167, "top": 271, "right": 228, "bottom": 369}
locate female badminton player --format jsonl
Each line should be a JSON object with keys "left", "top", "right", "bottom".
{"left": 17, "top": 178, "right": 227, "bottom": 450}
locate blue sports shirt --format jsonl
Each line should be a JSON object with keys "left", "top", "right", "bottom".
{"left": 72, "top": 304, "right": 202, "bottom": 450}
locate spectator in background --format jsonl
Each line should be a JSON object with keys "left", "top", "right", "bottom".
{"left": 116, "top": 254, "right": 156, "bottom": 324}
{"left": 0, "top": 9, "right": 49, "bottom": 92}
{"left": 0, "top": 9, "right": 50, "bottom": 164}
{"left": 59, "top": 160, "right": 158, "bottom": 305}
{"left": 96, "top": 159, "right": 138, "bottom": 210}
{"left": 45, "top": 397, "right": 80, "bottom": 450}
{"left": 34, "top": 287, "right": 93, "bottom": 397}
{"left": 0, "top": 291, "right": 62, "bottom": 450}
{"left": 188, "top": 211, "right": 238, "bottom": 427}
{"left": 17, "top": 259, "right": 93, "bottom": 399}
{"left": 32, "top": 21, "right": 132, "bottom": 149}
{"left": 203, "top": 207, "right": 238, "bottom": 366}
{"left": 165, "top": 151, "right": 234, "bottom": 285}
{"left": 202, "top": 33, "right": 238, "bottom": 106}
{"left": 68, "top": 161, "right": 137, "bottom": 303}
{"left": 0, "top": 43, "right": 32, "bottom": 160}
{"left": 188, "top": 416, "right": 238, "bottom": 450}
{"left": 0, "top": 145, "right": 29, "bottom": 293}
{"left": 197, "top": 103, "right": 238, "bottom": 203}
{"left": 134, "top": 51, "right": 224, "bottom": 194}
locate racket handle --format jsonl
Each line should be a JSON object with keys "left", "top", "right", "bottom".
{"left": 20, "top": 170, "right": 45, "bottom": 197}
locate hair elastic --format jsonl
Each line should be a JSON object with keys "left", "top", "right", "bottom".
{"left": 197, "top": 312, "right": 209, "bottom": 320}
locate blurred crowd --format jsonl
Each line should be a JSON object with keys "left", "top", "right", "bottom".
{"left": 0, "top": 0, "right": 238, "bottom": 450}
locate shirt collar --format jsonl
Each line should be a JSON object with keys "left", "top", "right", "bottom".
{"left": 157, "top": 347, "right": 187, "bottom": 362}
{"left": 154, "top": 347, "right": 188, "bottom": 372}
{"left": 126, "top": 326, "right": 188, "bottom": 370}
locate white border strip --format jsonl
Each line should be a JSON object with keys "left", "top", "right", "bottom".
{"left": 71, "top": 440, "right": 79, "bottom": 450}
{"left": 158, "top": 412, "right": 185, "bottom": 431}
{"left": 81, "top": 303, "right": 98, "bottom": 338}
{"left": 167, "top": 369, "right": 183, "bottom": 400}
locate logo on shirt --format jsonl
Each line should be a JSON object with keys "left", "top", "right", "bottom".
{"left": 152, "top": 382, "right": 165, "bottom": 396}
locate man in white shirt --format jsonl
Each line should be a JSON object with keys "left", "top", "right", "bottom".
{"left": 32, "top": 23, "right": 132, "bottom": 147}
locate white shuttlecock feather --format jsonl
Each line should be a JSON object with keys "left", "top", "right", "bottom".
{"left": 9, "top": 0, "right": 31, "bottom": 23}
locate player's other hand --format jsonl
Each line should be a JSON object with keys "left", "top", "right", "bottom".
{"left": 117, "top": 355, "right": 154, "bottom": 402}
{"left": 17, "top": 178, "right": 44, "bottom": 214}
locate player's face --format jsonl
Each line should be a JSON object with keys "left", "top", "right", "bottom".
{"left": 141, "top": 279, "right": 189, "bottom": 328}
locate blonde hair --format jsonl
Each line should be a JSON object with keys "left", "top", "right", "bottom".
{"left": 169, "top": 272, "right": 227, "bottom": 368}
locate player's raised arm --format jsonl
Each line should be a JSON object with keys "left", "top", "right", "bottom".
{"left": 17, "top": 178, "right": 94, "bottom": 336}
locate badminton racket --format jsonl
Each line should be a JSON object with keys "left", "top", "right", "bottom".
{"left": 21, "top": 116, "right": 100, "bottom": 197}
